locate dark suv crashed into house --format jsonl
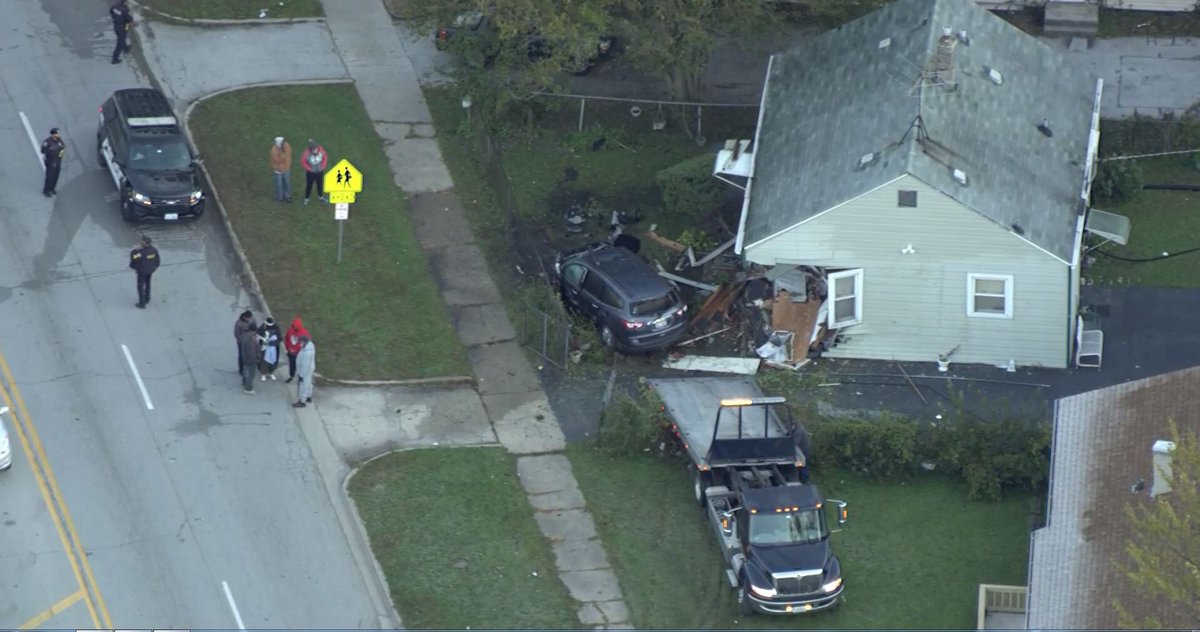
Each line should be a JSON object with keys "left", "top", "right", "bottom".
{"left": 555, "top": 242, "right": 688, "bottom": 352}
{"left": 98, "top": 88, "right": 205, "bottom": 222}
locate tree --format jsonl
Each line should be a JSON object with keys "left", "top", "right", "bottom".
{"left": 613, "top": 0, "right": 774, "bottom": 101}
{"left": 1117, "top": 418, "right": 1200, "bottom": 628}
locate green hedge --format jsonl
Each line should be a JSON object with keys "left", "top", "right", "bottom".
{"left": 597, "top": 384, "right": 1051, "bottom": 501}
{"left": 654, "top": 154, "right": 724, "bottom": 220}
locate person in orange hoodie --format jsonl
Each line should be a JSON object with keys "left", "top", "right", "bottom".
{"left": 270, "top": 136, "right": 293, "bottom": 203}
{"left": 284, "top": 317, "right": 310, "bottom": 383}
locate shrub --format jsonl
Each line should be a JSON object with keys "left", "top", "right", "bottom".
{"left": 1092, "top": 159, "right": 1143, "bottom": 203}
{"left": 596, "top": 388, "right": 667, "bottom": 456}
{"left": 655, "top": 154, "right": 724, "bottom": 220}
{"left": 807, "top": 415, "right": 918, "bottom": 479}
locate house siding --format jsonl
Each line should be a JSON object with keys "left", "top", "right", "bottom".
{"left": 744, "top": 176, "right": 1072, "bottom": 368}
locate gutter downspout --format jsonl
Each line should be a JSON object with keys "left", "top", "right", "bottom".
{"left": 734, "top": 55, "right": 775, "bottom": 256}
{"left": 1068, "top": 77, "right": 1104, "bottom": 366}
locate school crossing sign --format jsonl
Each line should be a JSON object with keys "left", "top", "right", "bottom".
{"left": 324, "top": 158, "right": 363, "bottom": 204}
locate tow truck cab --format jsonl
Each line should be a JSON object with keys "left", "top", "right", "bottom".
{"left": 709, "top": 484, "right": 848, "bottom": 614}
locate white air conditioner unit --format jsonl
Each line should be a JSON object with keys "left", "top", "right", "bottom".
{"left": 714, "top": 139, "right": 754, "bottom": 179}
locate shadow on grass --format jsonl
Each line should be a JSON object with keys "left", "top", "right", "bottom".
{"left": 348, "top": 447, "right": 581, "bottom": 629}
{"left": 189, "top": 84, "right": 467, "bottom": 380}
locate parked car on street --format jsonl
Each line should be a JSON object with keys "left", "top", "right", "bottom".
{"left": 0, "top": 406, "right": 12, "bottom": 471}
{"left": 555, "top": 242, "right": 688, "bottom": 352}
{"left": 97, "top": 88, "right": 205, "bottom": 223}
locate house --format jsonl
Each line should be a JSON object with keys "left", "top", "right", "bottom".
{"left": 721, "top": 0, "right": 1122, "bottom": 369}
{"left": 1023, "top": 366, "right": 1199, "bottom": 628}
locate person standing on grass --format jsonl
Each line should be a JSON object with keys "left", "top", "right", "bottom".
{"left": 284, "top": 317, "right": 309, "bottom": 383}
{"left": 257, "top": 317, "right": 282, "bottom": 381}
{"left": 301, "top": 139, "right": 328, "bottom": 205}
{"left": 234, "top": 310, "right": 257, "bottom": 373}
{"left": 239, "top": 328, "right": 262, "bottom": 394}
{"left": 269, "top": 136, "right": 292, "bottom": 203}
{"left": 293, "top": 337, "right": 316, "bottom": 407}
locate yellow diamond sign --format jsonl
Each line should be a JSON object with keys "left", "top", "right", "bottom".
{"left": 324, "top": 158, "right": 363, "bottom": 194}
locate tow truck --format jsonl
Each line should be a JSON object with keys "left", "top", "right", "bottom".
{"left": 647, "top": 377, "right": 848, "bottom": 615}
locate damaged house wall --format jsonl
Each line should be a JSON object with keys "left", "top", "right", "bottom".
{"left": 743, "top": 175, "right": 1071, "bottom": 368}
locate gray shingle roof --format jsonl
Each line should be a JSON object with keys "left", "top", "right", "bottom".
{"left": 743, "top": 0, "right": 1099, "bottom": 263}
{"left": 1028, "top": 366, "right": 1200, "bottom": 629}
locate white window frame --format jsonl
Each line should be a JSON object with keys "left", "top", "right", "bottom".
{"left": 966, "top": 273, "right": 1014, "bottom": 319}
{"left": 827, "top": 269, "right": 864, "bottom": 328}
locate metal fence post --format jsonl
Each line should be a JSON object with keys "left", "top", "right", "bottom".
{"left": 541, "top": 311, "right": 549, "bottom": 357}
{"left": 578, "top": 97, "right": 586, "bottom": 133}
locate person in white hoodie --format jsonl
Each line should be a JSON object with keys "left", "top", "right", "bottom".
{"left": 293, "top": 337, "right": 316, "bottom": 407}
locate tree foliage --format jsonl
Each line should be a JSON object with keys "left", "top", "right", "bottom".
{"left": 1117, "top": 419, "right": 1200, "bottom": 628}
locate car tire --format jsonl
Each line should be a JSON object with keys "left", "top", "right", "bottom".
{"left": 120, "top": 186, "right": 135, "bottom": 222}
{"left": 97, "top": 135, "right": 106, "bottom": 169}
{"left": 692, "top": 466, "right": 711, "bottom": 506}
{"left": 600, "top": 324, "right": 617, "bottom": 350}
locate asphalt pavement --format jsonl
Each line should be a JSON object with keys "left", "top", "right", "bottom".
{"left": 0, "top": 1, "right": 388, "bottom": 628}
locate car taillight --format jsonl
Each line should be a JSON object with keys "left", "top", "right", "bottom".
{"left": 623, "top": 320, "right": 646, "bottom": 330}
{"left": 437, "top": 29, "right": 448, "bottom": 40}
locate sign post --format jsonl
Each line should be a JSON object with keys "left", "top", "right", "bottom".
{"left": 323, "top": 159, "right": 364, "bottom": 263}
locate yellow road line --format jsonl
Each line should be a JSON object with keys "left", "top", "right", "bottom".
{"left": 0, "top": 351, "right": 112, "bottom": 629}
{"left": 18, "top": 589, "right": 87, "bottom": 630}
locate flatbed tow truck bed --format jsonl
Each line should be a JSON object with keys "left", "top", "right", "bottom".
{"left": 646, "top": 376, "right": 797, "bottom": 470}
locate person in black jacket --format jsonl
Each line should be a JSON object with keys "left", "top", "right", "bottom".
{"left": 129, "top": 236, "right": 160, "bottom": 308}
{"left": 41, "top": 128, "right": 65, "bottom": 197}
{"left": 110, "top": 0, "right": 134, "bottom": 64}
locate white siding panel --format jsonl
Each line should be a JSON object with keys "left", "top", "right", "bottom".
{"left": 744, "top": 176, "right": 1072, "bottom": 368}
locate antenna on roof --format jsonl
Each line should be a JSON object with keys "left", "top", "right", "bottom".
{"left": 911, "top": 27, "right": 959, "bottom": 95}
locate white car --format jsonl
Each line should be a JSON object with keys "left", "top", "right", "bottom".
{"left": 0, "top": 406, "right": 12, "bottom": 471}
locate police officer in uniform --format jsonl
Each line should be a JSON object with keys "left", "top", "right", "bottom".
{"left": 129, "top": 236, "right": 160, "bottom": 309}
{"left": 41, "top": 128, "right": 65, "bottom": 198}
{"left": 110, "top": 0, "right": 134, "bottom": 64}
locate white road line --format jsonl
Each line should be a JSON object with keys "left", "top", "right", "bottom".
{"left": 221, "top": 580, "right": 246, "bottom": 631}
{"left": 119, "top": 344, "right": 154, "bottom": 411}
{"left": 18, "top": 111, "right": 45, "bottom": 172}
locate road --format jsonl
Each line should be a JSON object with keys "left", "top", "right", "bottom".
{"left": 0, "top": 1, "right": 384, "bottom": 628}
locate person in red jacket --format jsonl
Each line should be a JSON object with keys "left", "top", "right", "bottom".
{"left": 301, "top": 139, "right": 328, "bottom": 205}
{"left": 284, "top": 317, "right": 310, "bottom": 383}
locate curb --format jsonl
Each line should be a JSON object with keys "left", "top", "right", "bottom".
{"left": 315, "top": 374, "right": 476, "bottom": 388}
{"left": 382, "top": 1, "right": 405, "bottom": 21}
{"left": 129, "top": 0, "right": 325, "bottom": 26}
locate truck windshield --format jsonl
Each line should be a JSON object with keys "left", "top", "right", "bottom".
{"left": 749, "top": 509, "right": 828, "bottom": 546}
{"left": 129, "top": 140, "right": 192, "bottom": 171}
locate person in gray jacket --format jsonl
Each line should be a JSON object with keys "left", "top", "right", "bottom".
{"left": 239, "top": 328, "right": 261, "bottom": 394}
{"left": 293, "top": 337, "right": 316, "bottom": 407}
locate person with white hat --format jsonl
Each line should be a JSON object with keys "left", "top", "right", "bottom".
{"left": 269, "top": 136, "right": 293, "bottom": 203}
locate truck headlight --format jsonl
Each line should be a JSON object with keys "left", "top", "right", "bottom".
{"left": 823, "top": 577, "right": 842, "bottom": 593}
{"left": 749, "top": 582, "right": 776, "bottom": 598}
{"left": 190, "top": 190, "right": 204, "bottom": 204}
{"left": 132, "top": 192, "right": 152, "bottom": 205}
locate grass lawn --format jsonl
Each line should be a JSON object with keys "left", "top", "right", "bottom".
{"left": 139, "top": 0, "right": 323, "bottom": 20}
{"left": 348, "top": 447, "right": 580, "bottom": 629}
{"left": 1089, "top": 156, "right": 1200, "bottom": 287}
{"left": 189, "top": 84, "right": 467, "bottom": 380}
{"left": 568, "top": 446, "right": 1031, "bottom": 629}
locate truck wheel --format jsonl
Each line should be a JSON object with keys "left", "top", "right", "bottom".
{"left": 738, "top": 583, "right": 756, "bottom": 616}
{"left": 692, "top": 467, "right": 711, "bottom": 506}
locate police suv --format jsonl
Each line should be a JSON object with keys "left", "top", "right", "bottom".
{"left": 97, "top": 88, "right": 205, "bottom": 222}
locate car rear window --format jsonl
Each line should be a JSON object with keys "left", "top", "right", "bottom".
{"left": 631, "top": 291, "right": 676, "bottom": 316}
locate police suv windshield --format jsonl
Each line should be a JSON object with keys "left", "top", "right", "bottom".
{"left": 129, "top": 140, "right": 192, "bottom": 171}
{"left": 749, "top": 509, "right": 829, "bottom": 546}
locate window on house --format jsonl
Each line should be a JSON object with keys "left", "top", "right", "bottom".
{"left": 898, "top": 190, "right": 917, "bottom": 207}
{"left": 828, "top": 269, "right": 863, "bottom": 328}
{"left": 967, "top": 274, "right": 1013, "bottom": 318}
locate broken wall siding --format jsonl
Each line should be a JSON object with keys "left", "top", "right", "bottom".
{"left": 743, "top": 176, "right": 1071, "bottom": 368}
